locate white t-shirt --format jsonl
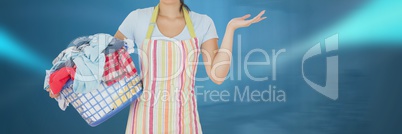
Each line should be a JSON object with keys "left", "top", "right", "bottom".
{"left": 118, "top": 7, "right": 219, "bottom": 46}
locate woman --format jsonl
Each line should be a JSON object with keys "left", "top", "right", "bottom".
{"left": 115, "top": 0, "right": 266, "bottom": 133}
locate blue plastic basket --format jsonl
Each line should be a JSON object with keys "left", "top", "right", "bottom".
{"left": 60, "top": 74, "right": 142, "bottom": 127}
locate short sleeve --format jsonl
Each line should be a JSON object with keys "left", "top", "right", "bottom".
{"left": 118, "top": 10, "right": 139, "bottom": 41}
{"left": 201, "top": 15, "right": 219, "bottom": 44}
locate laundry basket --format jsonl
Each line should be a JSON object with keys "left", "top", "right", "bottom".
{"left": 60, "top": 74, "right": 142, "bottom": 127}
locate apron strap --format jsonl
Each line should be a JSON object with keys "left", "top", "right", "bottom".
{"left": 183, "top": 7, "right": 196, "bottom": 38}
{"left": 145, "top": 5, "right": 159, "bottom": 39}
{"left": 145, "top": 4, "right": 196, "bottom": 39}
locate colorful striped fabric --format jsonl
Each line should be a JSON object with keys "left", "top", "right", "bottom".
{"left": 125, "top": 5, "right": 203, "bottom": 134}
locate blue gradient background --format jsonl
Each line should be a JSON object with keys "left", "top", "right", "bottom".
{"left": 1, "top": 0, "right": 402, "bottom": 134}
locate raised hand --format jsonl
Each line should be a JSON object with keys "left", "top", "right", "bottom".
{"left": 227, "top": 10, "right": 267, "bottom": 30}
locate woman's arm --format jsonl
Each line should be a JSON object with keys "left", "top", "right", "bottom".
{"left": 114, "top": 30, "right": 126, "bottom": 40}
{"left": 201, "top": 10, "right": 266, "bottom": 85}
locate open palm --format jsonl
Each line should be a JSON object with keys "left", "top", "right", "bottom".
{"left": 228, "top": 10, "right": 267, "bottom": 30}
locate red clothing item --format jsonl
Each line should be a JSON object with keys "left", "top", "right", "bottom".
{"left": 49, "top": 67, "right": 76, "bottom": 95}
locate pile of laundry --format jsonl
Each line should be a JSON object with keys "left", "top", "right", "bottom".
{"left": 43, "top": 33, "right": 138, "bottom": 111}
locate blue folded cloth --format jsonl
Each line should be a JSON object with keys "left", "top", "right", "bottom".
{"left": 73, "top": 33, "right": 113, "bottom": 93}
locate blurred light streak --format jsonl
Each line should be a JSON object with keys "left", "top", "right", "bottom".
{"left": 277, "top": 0, "right": 402, "bottom": 66}
{"left": 0, "top": 27, "right": 51, "bottom": 72}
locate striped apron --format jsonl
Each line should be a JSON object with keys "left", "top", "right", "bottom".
{"left": 125, "top": 5, "right": 202, "bottom": 134}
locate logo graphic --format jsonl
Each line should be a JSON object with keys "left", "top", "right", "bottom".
{"left": 302, "top": 34, "right": 339, "bottom": 100}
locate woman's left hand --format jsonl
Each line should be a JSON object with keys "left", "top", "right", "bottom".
{"left": 227, "top": 10, "right": 267, "bottom": 30}
{"left": 47, "top": 88, "right": 60, "bottom": 98}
